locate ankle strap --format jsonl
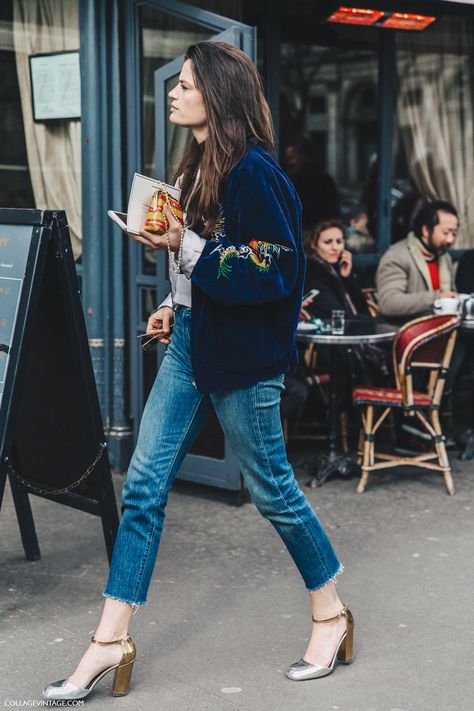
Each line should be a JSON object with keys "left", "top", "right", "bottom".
{"left": 312, "top": 604, "right": 348, "bottom": 624}
{"left": 90, "top": 634, "right": 130, "bottom": 645}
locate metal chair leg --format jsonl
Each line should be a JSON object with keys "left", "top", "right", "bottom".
{"left": 340, "top": 411, "right": 349, "bottom": 455}
{"left": 356, "top": 426, "right": 364, "bottom": 466}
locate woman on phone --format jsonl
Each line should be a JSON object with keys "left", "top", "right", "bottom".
{"left": 304, "top": 219, "right": 388, "bottom": 392}
{"left": 304, "top": 220, "right": 370, "bottom": 319}
{"left": 43, "top": 42, "right": 353, "bottom": 701}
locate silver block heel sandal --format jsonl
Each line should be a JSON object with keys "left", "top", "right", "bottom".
{"left": 285, "top": 604, "right": 354, "bottom": 681}
{"left": 42, "top": 633, "right": 136, "bottom": 701}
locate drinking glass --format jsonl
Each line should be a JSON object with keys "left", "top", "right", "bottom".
{"left": 331, "top": 310, "right": 345, "bottom": 335}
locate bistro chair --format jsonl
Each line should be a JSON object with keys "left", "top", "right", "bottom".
{"left": 283, "top": 342, "right": 349, "bottom": 453}
{"left": 352, "top": 314, "right": 460, "bottom": 495}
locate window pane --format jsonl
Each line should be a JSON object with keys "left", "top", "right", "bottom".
{"left": 140, "top": 6, "right": 214, "bottom": 180}
{"left": 393, "top": 16, "right": 474, "bottom": 248}
{"left": 280, "top": 25, "right": 378, "bottom": 255}
{"left": 1, "top": 0, "right": 81, "bottom": 259}
{"left": 140, "top": 287, "right": 157, "bottom": 325}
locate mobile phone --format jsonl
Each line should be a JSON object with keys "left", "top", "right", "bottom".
{"left": 108, "top": 210, "right": 140, "bottom": 235}
{"left": 108, "top": 210, "right": 128, "bottom": 230}
{"left": 302, "top": 288, "right": 319, "bottom": 303}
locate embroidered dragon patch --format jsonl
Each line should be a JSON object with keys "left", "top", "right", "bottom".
{"left": 210, "top": 240, "right": 292, "bottom": 280}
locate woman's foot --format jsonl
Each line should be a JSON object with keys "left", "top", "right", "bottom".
{"left": 67, "top": 638, "right": 125, "bottom": 689}
{"left": 66, "top": 598, "right": 135, "bottom": 689}
{"left": 285, "top": 601, "right": 354, "bottom": 681}
{"left": 303, "top": 610, "right": 347, "bottom": 667}
{"left": 303, "top": 581, "right": 347, "bottom": 666}
{"left": 43, "top": 634, "right": 137, "bottom": 700}
{"left": 286, "top": 582, "right": 354, "bottom": 681}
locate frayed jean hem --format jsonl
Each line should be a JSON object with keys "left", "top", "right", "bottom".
{"left": 305, "top": 563, "right": 345, "bottom": 592}
{"left": 101, "top": 591, "right": 146, "bottom": 614}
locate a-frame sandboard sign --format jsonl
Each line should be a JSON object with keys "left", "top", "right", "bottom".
{"left": 0, "top": 209, "right": 119, "bottom": 562}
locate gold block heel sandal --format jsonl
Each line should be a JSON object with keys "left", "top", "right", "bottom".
{"left": 42, "top": 633, "right": 136, "bottom": 701}
{"left": 285, "top": 604, "right": 354, "bottom": 681}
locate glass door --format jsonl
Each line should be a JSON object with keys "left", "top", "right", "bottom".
{"left": 126, "top": 0, "right": 255, "bottom": 493}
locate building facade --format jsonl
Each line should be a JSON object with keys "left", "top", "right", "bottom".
{"left": 1, "top": 0, "right": 473, "bottom": 478}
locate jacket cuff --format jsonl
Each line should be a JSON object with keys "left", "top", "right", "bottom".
{"left": 179, "top": 229, "right": 207, "bottom": 278}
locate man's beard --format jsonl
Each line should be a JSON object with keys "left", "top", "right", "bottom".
{"left": 428, "top": 234, "right": 447, "bottom": 257}
{"left": 430, "top": 243, "right": 447, "bottom": 257}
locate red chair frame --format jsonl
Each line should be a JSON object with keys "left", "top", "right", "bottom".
{"left": 352, "top": 314, "right": 461, "bottom": 495}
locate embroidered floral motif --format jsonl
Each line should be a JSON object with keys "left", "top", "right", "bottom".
{"left": 210, "top": 203, "right": 226, "bottom": 242}
{"left": 210, "top": 239, "right": 292, "bottom": 280}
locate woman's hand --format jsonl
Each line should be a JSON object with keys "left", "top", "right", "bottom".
{"left": 146, "top": 306, "right": 174, "bottom": 345}
{"left": 125, "top": 204, "right": 182, "bottom": 252}
{"left": 339, "top": 249, "right": 352, "bottom": 278}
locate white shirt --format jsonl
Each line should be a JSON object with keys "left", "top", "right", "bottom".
{"left": 158, "top": 173, "right": 207, "bottom": 310}
{"left": 158, "top": 228, "right": 206, "bottom": 309}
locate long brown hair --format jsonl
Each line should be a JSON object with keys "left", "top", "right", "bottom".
{"left": 174, "top": 41, "right": 275, "bottom": 236}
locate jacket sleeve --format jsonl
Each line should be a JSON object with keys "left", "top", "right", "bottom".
{"left": 190, "top": 160, "right": 300, "bottom": 306}
{"left": 376, "top": 252, "right": 437, "bottom": 317}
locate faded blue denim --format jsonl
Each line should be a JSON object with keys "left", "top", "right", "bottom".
{"left": 103, "top": 306, "right": 342, "bottom": 606}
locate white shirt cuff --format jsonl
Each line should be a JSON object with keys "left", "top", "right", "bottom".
{"left": 179, "top": 229, "right": 206, "bottom": 278}
{"left": 158, "top": 292, "right": 173, "bottom": 309}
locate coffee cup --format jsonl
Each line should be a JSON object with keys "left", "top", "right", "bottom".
{"left": 433, "top": 297, "right": 460, "bottom": 314}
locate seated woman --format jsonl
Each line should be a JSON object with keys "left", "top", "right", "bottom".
{"left": 304, "top": 220, "right": 389, "bottom": 392}
{"left": 304, "top": 219, "right": 370, "bottom": 318}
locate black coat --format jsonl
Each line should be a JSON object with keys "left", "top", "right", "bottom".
{"left": 303, "top": 256, "right": 369, "bottom": 319}
{"left": 301, "top": 257, "right": 388, "bottom": 400}
{"left": 455, "top": 250, "right": 474, "bottom": 294}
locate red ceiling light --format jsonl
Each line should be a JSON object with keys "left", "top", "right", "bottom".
{"left": 380, "top": 12, "right": 436, "bottom": 31}
{"left": 327, "top": 7, "right": 438, "bottom": 31}
{"left": 327, "top": 7, "right": 385, "bottom": 26}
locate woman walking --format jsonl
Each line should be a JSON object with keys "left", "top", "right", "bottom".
{"left": 43, "top": 41, "right": 353, "bottom": 701}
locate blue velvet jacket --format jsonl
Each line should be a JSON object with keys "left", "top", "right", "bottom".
{"left": 190, "top": 144, "right": 305, "bottom": 393}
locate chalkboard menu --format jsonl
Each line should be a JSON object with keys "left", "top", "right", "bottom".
{"left": 0, "top": 227, "right": 36, "bottom": 403}
{"left": 0, "top": 209, "right": 118, "bottom": 562}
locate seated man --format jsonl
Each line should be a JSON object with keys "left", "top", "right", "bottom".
{"left": 376, "top": 200, "right": 461, "bottom": 451}
{"left": 376, "top": 200, "right": 458, "bottom": 322}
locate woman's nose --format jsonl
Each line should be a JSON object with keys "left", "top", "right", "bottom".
{"left": 168, "top": 85, "right": 178, "bottom": 99}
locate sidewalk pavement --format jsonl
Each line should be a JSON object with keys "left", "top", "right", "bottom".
{"left": 1, "top": 451, "right": 474, "bottom": 711}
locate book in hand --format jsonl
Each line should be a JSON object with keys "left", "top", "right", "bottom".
{"left": 108, "top": 172, "right": 181, "bottom": 235}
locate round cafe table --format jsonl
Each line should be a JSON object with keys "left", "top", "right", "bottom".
{"left": 297, "top": 319, "right": 398, "bottom": 487}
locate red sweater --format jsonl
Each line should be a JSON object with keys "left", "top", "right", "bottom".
{"left": 420, "top": 246, "right": 440, "bottom": 291}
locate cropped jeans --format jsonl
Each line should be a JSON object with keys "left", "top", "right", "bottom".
{"left": 103, "top": 306, "right": 342, "bottom": 607}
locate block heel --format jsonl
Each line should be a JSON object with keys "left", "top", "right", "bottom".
{"left": 336, "top": 607, "right": 354, "bottom": 663}
{"left": 112, "top": 659, "right": 135, "bottom": 696}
